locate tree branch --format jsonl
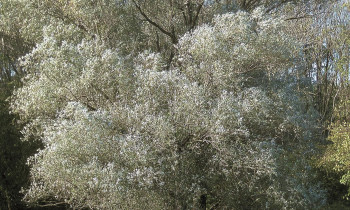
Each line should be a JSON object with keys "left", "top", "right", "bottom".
{"left": 284, "top": 14, "right": 313, "bottom": 21}
{"left": 191, "top": 2, "right": 204, "bottom": 30}
{"left": 132, "top": 0, "right": 176, "bottom": 43}
{"left": 35, "top": 202, "right": 68, "bottom": 207}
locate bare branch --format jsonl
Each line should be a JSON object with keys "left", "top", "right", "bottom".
{"left": 191, "top": 2, "right": 204, "bottom": 30}
{"left": 132, "top": 0, "right": 177, "bottom": 43}
{"left": 34, "top": 201, "right": 68, "bottom": 208}
{"left": 284, "top": 14, "right": 313, "bottom": 21}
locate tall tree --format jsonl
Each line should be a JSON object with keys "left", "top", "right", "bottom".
{"left": 11, "top": 8, "right": 326, "bottom": 209}
{"left": 316, "top": 1, "right": 350, "bottom": 203}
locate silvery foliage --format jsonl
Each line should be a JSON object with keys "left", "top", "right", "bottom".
{"left": 12, "top": 8, "right": 326, "bottom": 209}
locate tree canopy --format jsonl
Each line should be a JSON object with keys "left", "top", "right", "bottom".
{"left": 1, "top": 0, "right": 350, "bottom": 209}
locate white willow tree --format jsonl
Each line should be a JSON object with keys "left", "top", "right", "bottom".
{"left": 11, "top": 7, "right": 327, "bottom": 209}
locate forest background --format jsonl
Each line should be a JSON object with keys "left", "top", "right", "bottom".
{"left": 1, "top": 0, "right": 350, "bottom": 209}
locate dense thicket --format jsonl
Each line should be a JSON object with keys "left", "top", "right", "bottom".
{"left": 1, "top": 0, "right": 350, "bottom": 209}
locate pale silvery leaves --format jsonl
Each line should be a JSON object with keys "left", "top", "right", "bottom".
{"left": 25, "top": 102, "right": 165, "bottom": 209}
{"left": 27, "top": 0, "right": 140, "bottom": 51}
{"left": 0, "top": 0, "right": 48, "bottom": 44}
{"left": 178, "top": 9, "right": 299, "bottom": 93}
{"left": 12, "top": 35, "right": 128, "bottom": 121}
{"left": 14, "top": 9, "right": 326, "bottom": 209}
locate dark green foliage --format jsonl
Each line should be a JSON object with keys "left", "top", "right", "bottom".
{"left": 0, "top": 80, "right": 42, "bottom": 209}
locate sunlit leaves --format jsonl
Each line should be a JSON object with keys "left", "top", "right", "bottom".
{"left": 12, "top": 8, "right": 326, "bottom": 209}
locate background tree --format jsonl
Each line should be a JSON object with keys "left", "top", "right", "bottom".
{"left": 0, "top": 1, "right": 38, "bottom": 209}
{"left": 0, "top": 81, "right": 28, "bottom": 210}
{"left": 0, "top": 1, "right": 73, "bottom": 209}
{"left": 316, "top": 1, "right": 350, "bottom": 204}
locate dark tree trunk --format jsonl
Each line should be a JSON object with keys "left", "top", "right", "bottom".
{"left": 200, "top": 194, "right": 207, "bottom": 210}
